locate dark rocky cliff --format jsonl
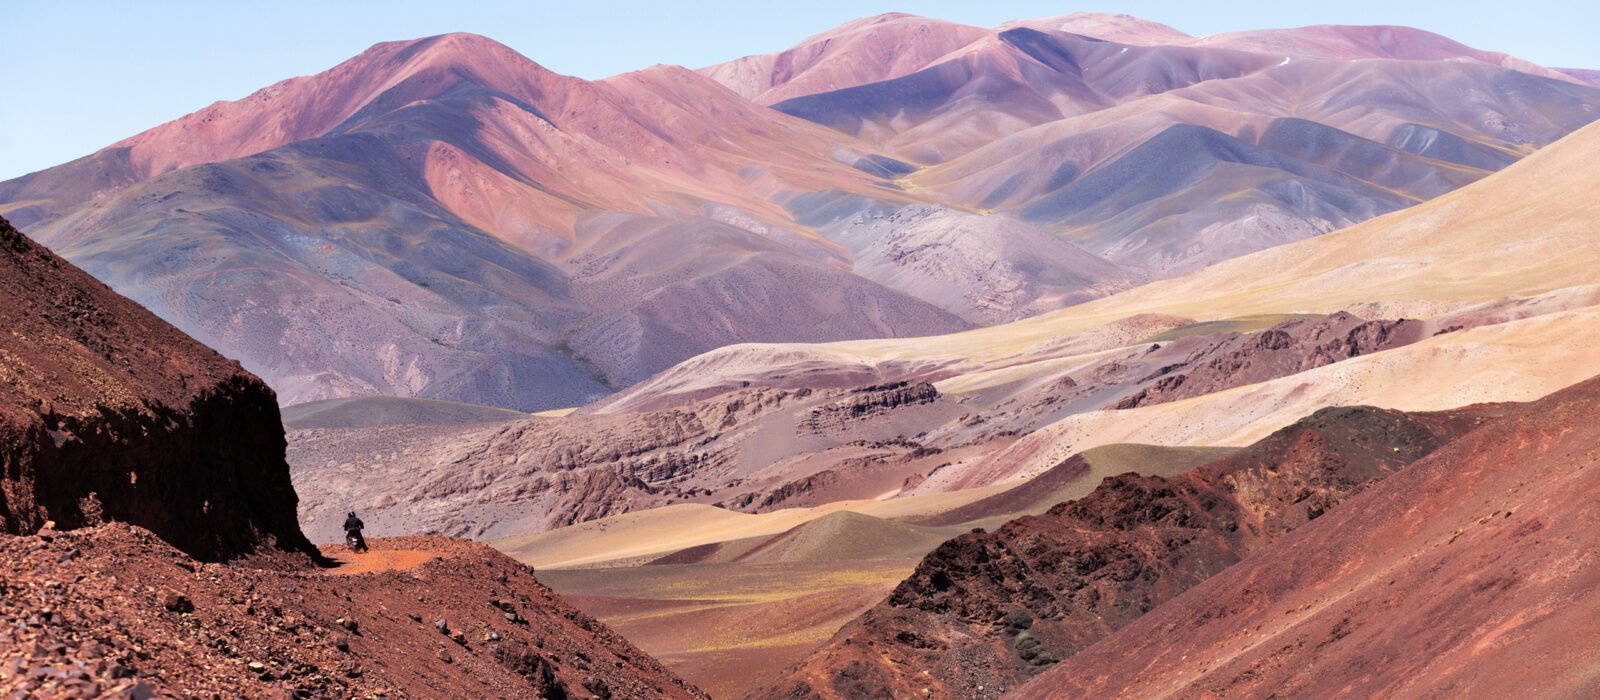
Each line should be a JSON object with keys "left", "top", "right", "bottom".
{"left": 0, "top": 215, "right": 313, "bottom": 561}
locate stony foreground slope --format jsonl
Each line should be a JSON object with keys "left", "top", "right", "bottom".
{"left": 1015, "top": 373, "right": 1600, "bottom": 698}
{"left": 0, "top": 215, "right": 311, "bottom": 561}
{"left": 0, "top": 526, "right": 705, "bottom": 698}
{"left": 751, "top": 402, "right": 1505, "bottom": 698}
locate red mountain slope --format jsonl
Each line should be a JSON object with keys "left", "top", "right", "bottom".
{"left": 1015, "top": 374, "right": 1600, "bottom": 698}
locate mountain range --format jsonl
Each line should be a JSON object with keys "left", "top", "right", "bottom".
{"left": 4, "top": 13, "right": 1596, "bottom": 409}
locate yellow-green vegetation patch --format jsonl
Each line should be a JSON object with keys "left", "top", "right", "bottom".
{"left": 1142, "top": 314, "right": 1322, "bottom": 343}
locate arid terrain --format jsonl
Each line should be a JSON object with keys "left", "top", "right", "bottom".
{"left": 281, "top": 84, "right": 1600, "bottom": 699}
{"left": 6, "top": 8, "right": 1600, "bottom": 699}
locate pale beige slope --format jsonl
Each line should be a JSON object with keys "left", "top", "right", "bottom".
{"left": 954, "top": 304, "right": 1600, "bottom": 486}
{"left": 493, "top": 485, "right": 1011, "bottom": 569}
{"left": 778, "top": 118, "right": 1600, "bottom": 366}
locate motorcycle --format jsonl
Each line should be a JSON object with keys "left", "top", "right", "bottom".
{"left": 346, "top": 531, "right": 368, "bottom": 553}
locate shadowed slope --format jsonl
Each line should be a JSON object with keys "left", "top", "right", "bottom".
{"left": 654, "top": 511, "right": 958, "bottom": 566}
{"left": 564, "top": 213, "right": 969, "bottom": 387}
{"left": 29, "top": 144, "right": 609, "bottom": 410}
{"left": 819, "top": 204, "right": 1134, "bottom": 324}
{"left": 1019, "top": 123, "right": 1410, "bottom": 274}
{"left": 1001, "top": 13, "right": 1192, "bottom": 45}
{"left": 770, "top": 29, "right": 1276, "bottom": 163}
{"left": 915, "top": 444, "right": 1237, "bottom": 527}
{"left": 1025, "top": 118, "right": 1600, "bottom": 327}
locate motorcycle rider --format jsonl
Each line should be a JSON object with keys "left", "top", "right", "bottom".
{"left": 343, "top": 511, "right": 368, "bottom": 552}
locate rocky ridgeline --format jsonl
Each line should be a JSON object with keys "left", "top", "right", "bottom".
{"left": 941, "top": 312, "right": 1438, "bottom": 448}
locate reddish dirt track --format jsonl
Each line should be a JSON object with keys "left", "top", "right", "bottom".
{"left": 320, "top": 546, "right": 441, "bottom": 576}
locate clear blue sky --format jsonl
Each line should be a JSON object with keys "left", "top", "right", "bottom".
{"left": 5, "top": 0, "right": 1597, "bottom": 180}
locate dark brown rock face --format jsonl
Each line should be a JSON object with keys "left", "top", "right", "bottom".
{"left": 750, "top": 402, "right": 1505, "bottom": 699}
{"left": 0, "top": 216, "right": 313, "bottom": 561}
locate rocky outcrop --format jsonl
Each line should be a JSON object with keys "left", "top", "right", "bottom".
{"left": 799, "top": 381, "right": 939, "bottom": 435}
{"left": 0, "top": 216, "right": 313, "bottom": 561}
{"left": 751, "top": 402, "right": 1506, "bottom": 699}
{"left": 544, "top": 470, "right": 659, "bottom": 529}
{"left": 1115, "top": 313, "right": 1425, "bottom": 409}
{"left": 293, "top": 386, "right": 809, "bottom": 539}
{"left": 725, "top": 469, "right": 846, "bottom": 511}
